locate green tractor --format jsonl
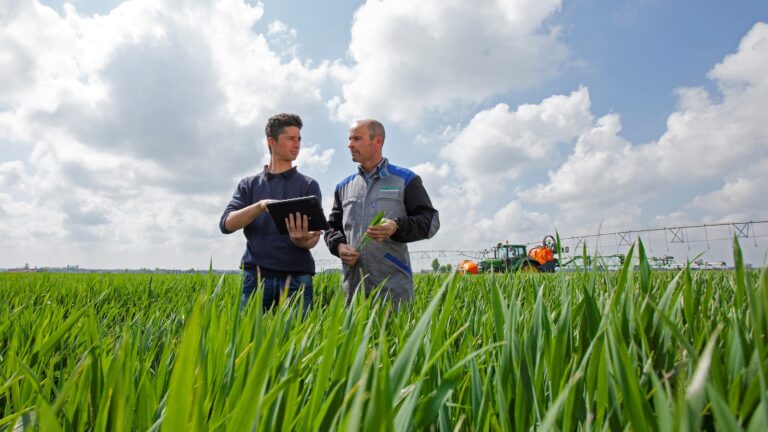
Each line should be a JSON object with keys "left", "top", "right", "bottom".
{"left": 477, "top": 236, "right": 561, "bottom": 273}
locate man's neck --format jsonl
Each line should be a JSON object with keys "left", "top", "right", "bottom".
{"left": 268, "top": 158, "right": 293, "bottom": 174}
{"left": 361, "top": 158, "right": 384, "bottom": 175}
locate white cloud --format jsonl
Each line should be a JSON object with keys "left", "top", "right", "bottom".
{"left": 473, "top": 200, "right": 550, "bottom": 244}
{"left": 410, "top": 161, "right": 450, "bottom": 193}
{"left": 520, "top": 112, "right": 651, "bottom": 212}
{"left": 266, "top": 19, "right": 299, "bottom": 59}
{"left": 688, "top": 160, "right": 768, "bottom": 220}
{"left": 267, "top": 20, "right": 291, "bottom": 36}
{"left": 420, "top": 22, "right": 768, "bottom": 258}
{"left": 296, "top": 144, "right": 335, "bottom": 175}
{"left": 0, "top": 161, "right": 27, "bottom": 188}
{"left": 0, "top": 190, "right": 66, "bottom": 254}
{"left": 331, "top": 0, "right": 567, "bottom": 127}
{"left": 709, "top": 22, "right": 768, "bottom": 91}
{"left": 0, "top": 1, "right": 81, "bottom": 109}
{"left": 521, "top": 22, "right": 768, "bottom": 220}
{"left": 2, "top": 0, "right": 332, "bottom": 185}
{"left": 441, "top": 87, "right": 592, "bottom": 204}
{"left": 414, "top": 124, "right": 461, "bottom": 147}
{"left": 0, "top": 0, "right": 335, "bottom": 268}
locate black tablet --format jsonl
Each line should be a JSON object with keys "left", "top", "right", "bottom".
{"left": 266, "top": 195, "right": 329, "bottom": 234}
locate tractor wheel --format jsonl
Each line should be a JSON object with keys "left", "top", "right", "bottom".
{"left": 518, "top": 262, "right": 540, "bottom": 273}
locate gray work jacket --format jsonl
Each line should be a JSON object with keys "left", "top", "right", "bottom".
{"left": 325, "top": 158, "right": 440, "bottom": 302}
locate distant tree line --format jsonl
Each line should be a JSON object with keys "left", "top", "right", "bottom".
{"left": 431, "top": 259, "right": 453, "bottom": 273}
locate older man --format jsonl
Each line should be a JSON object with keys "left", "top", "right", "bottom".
{"left": 325, "top": 119, "right": 440, "bottom": 304}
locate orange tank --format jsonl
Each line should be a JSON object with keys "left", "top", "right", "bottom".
{"left": 528, "top": 246, "right": 554, "bottom": 265}
{"left": 458, "top": 260, "right": 478, "bottom": 275}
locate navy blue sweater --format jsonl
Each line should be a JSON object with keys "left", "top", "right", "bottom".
{"left": 220, "top": 166, "right": 321, "bottom": 274}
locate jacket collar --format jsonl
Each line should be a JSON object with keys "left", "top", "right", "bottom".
{"left": 358, "top": 158, "right": 389, "bottom": 180}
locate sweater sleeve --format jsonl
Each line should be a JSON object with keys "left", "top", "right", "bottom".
{"left": 307, "top": 178, "right": 322, "bottom": 202}
{"left": 390, "top": 175, "right": 439, "bottom": 243}
{"left": 219, "top": 178, "right": 248, "bottom": 234}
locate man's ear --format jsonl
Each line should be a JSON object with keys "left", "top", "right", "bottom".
{"left": 266, "top": 136, "right": 274, "bottom": 153}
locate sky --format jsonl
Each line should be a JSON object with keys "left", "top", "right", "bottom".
{"left": 1, "top": 0, "right": 767, "bottom": 270}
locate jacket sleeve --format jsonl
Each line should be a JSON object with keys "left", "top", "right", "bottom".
{"left": 391, "top": 175, "right": 439, "bottom": 243}
{"left": 219, "top": 179, "right": 248, "bottom": 234}
{"left": 324, "top": 186, "right": 347, "bottom": 257}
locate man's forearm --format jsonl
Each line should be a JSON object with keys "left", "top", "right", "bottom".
{"left": 390, "top": 176, "right": 439, "bottom": 242}
{"left": 224, "top": 202, "right": 266, "bottom": 232}
{"left": 391, "top": 211, "right": 439, "bottom": 242}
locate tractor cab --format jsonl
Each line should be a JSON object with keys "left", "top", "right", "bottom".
{"left": 495, "top": 243, "right": 527, "bottom": 261}
{"left": 479, "top": 242, "right": 529, "bottom": 272}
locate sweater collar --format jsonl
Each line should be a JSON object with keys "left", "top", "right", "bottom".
{"left": 263, "top": 165, "right": 298, "bottom": 179}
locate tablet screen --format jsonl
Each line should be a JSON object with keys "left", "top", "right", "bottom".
{"left": 265, "top": 195, "right": 329, "bottom": 234}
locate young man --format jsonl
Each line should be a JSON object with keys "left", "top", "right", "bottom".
{"left": 220, "top": 113, "right": 322, "bottom": 312}
{"left": 325, "top": 119, "right": 440, "bottom": 304}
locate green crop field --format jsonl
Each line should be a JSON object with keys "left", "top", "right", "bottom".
{"left": 1, "top": 239, "right": 766, "bottom": 431}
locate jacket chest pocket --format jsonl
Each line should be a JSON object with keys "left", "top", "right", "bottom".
{"left": 376, "top": 196, "right": 406, "bottom": 219}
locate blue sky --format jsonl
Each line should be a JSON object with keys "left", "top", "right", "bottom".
{"left": 1, "top": 0, "right": 766, "bottom": 269}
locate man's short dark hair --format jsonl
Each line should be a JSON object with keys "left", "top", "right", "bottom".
{"left": 265, "top": 113, "right": 303, "bottom": 140}
{"left": 366, "top": 120, "right": 385, "bottom": 142}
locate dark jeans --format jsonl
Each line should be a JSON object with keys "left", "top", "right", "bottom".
{"left": 241, "top": 269, "right": 313, "bottom": 314}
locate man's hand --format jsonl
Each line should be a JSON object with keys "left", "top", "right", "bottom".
{"left": 259, "top": 199, "right": 278, "bottom": 212}
{"left": 365, "top": 218, "right": 398, "bottom": 242}
{"left": 286, "top": 212, "right": 321, "bottom": 249}
{"left": 338, "top": 243, "right": 361, "bottom": 266}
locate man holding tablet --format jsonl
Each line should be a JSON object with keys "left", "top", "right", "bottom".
{"left": 219, "top": 113, "right": 322, "bottom": 312}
